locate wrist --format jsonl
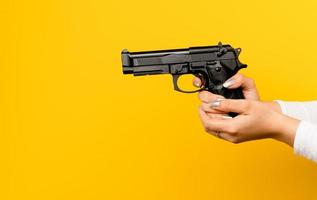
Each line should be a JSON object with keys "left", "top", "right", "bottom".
{"left": 272, "top": 113, "right": 300, "bottom": 146}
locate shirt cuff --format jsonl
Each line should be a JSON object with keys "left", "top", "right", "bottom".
{"left": 273, "top": 100, "right": 311, "bottom": 122}
{"left": 293, "top": 120, "right": 317, "bottom": 162}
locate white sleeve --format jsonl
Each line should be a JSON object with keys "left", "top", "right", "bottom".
{"left": 293, "top": 121, "right": 317, "bottom": 162}
{"left": 274, "top": 100, "right": 317, "bottom": 124}
{"left": 274, "top": 100, "right": 317, "bottom": 162}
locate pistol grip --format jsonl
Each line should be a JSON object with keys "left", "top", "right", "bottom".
{"left": 208, "top": 87, "right": 244, "bottom": 117}
{"left": 224, "top": 87, "right": 245, "bottom": 99}
{"left": 225, "top": 87, "right": 244, "bottom": 117}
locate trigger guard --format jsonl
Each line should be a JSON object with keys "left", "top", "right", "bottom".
{"left": 172, "top": 74, "right": 204, "bottom": 93}
{"left": 193, "top": 73, "right": 206, "bottom": 88}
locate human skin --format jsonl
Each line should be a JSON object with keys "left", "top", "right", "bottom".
{"left": 193, "top": 73, "right": 300, "bottom": 146}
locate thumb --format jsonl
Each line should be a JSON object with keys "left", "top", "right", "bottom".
{"left": 210, "top": 99, "right": 250, "bottom": 114}
{"left": 223, "top": 73, "right": 256, "bottom": 91}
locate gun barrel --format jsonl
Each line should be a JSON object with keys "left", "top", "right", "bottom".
{"left": 121, "top": 44, "right": 236, "bottom": 75}
{"left": 122, "top": 48, "right": 182, "bottom": 76}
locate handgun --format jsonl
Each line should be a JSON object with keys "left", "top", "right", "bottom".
{"left": 121, "top": 42, "right": 247, "bottom": 117}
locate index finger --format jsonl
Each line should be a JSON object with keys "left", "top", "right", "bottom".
{"left": 198, "top": 90, "right": 225, "bottom": 103}
{"left": 193, "top": 77, "right": 202, "bottom": 88}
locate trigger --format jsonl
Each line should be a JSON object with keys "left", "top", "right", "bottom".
{"left": 172, "top": 74, "right": 182, "bottom": 92}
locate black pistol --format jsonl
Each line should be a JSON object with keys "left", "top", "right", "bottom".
{"left": 121, "top": 42, "right": 247, "bottom": 117}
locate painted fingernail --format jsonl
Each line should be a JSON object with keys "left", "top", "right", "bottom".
{"left": 222, "top": 115, "right": 233, "bottom": 119}
{"left": 194, "top": 81, "right": 200, "bottom": 87}
{"left": 223, "top": 79, "right": 235, "bottom": 88}
{"left": 210, "top": 100, "right": 221, "bottom": 108}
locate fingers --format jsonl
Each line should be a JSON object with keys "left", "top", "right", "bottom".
{"left": 198, "top": 91, "right": 225, "bottom": 103}
{"left": 223, "top": 73, "right": 256, "bottom": 90}
{"left": 193, "top": 77, "right": 202, "bottom": 87}
{"left": 210, "top": 99, "right": 251, "bottom": 114}
{"left": 199, "top": 108, "right": 241, "bottom": 143}
{"left": 199, "top": 108, "right": 234, "bottom": 133}
{"left": 205, "top": 112, "right": 233, "bottom": 119}
{"left": 194, "top": 73, "right": 256, "bottom": 91}
{"left": 201, "top": 102, "right": 227, "bottom": 114}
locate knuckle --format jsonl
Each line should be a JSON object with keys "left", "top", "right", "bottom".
{"left": 205, "top": 121, "right": 218, "bottom": 132}
{"left": 198, "top": 91, "right": 209, "bottom": 101}
{"left": 198, "top": 105, "right": 205, "bottom": 113}
{"left": 198, "top": 105, "right": 204, "bottom": 113}
{"left": 199, "top": 91, "right": 218, "bottom": 102}
{"left": 201, "top": 103, "right": 211, "bottom": 112}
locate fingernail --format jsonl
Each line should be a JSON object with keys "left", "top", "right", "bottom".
{"left": 210, "top": 100, "right": 221, "bottom": 108}
{"left": 223, "top": 79, "right": 235, "bottom": 88}
{"left": 222, "top": 115, "right": 233, "bottom": 119}
{"left": 194, "top": 82, "right": 200, "bottom": 87}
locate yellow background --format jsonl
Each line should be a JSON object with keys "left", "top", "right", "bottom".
{"left": 2, "top": 0, "right": 317, "bottom": 199}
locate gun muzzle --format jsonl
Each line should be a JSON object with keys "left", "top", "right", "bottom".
{"left": 121, "top": 49, "right": 133, "bottom": 74}
{"left": 122, "top": 66, "right": 133, "bottom": 74}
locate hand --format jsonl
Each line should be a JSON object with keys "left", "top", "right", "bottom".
{"left": 193, "top": 73, "right": 282, "bottom": 114}
{"left": 193, "top": 73, "right": 260, "bottom": 100}
{"left": 198, "top": 98, "right": 300, "bottom": 146}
